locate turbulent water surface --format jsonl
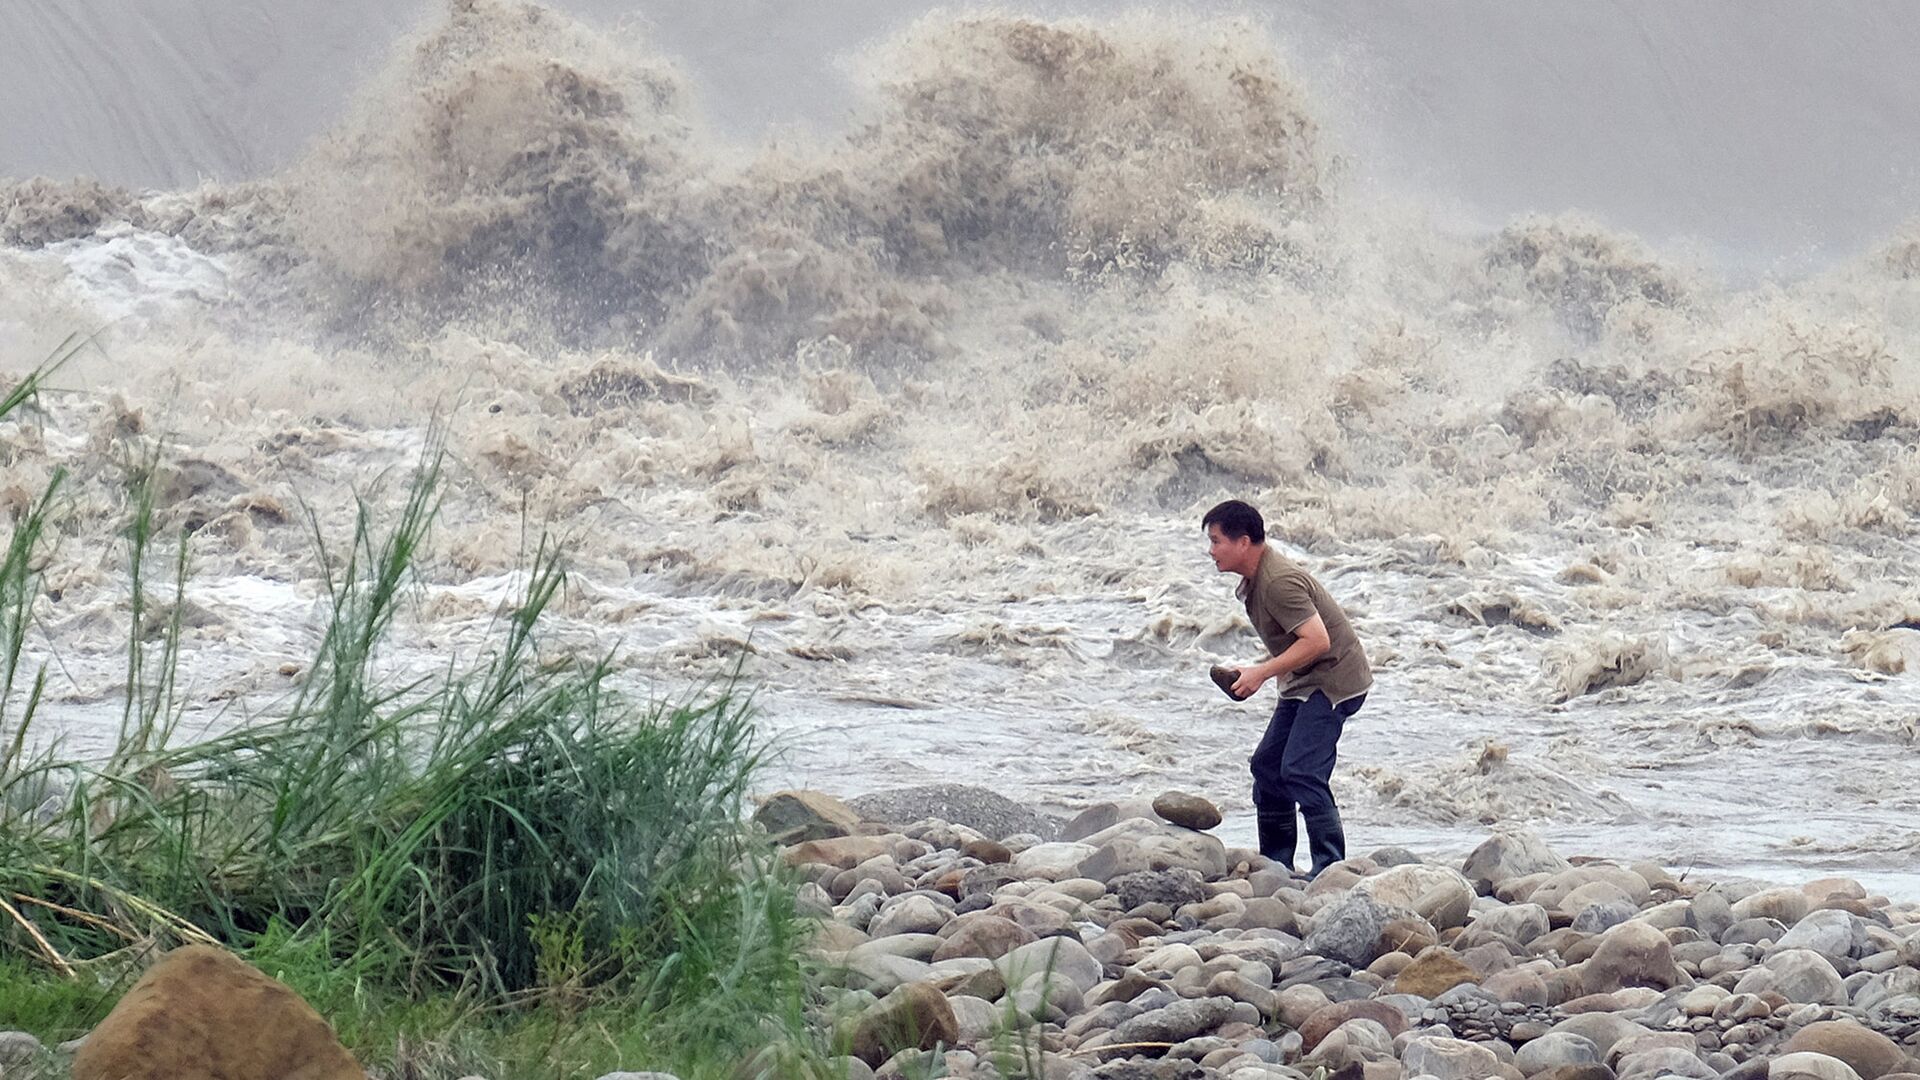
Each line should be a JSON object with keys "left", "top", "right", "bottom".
{"left": 4, "top": 2, "right": 1919, "bottom": 897}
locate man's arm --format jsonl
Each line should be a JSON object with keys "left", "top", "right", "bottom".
{"left": 1232, "top": 613, "right": 1330, "bottom": 698}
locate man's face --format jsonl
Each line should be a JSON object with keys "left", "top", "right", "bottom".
{"left": 1206, "top": 524, "right": 1252, "bottom": 574}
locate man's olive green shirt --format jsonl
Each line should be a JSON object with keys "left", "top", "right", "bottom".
{"left": 1237, "top": 545, "right": 1372, "bottom": 704}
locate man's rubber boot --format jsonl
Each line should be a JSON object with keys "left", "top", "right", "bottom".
{"left": 1303, "top": 806, "right": 1347, "bottom": 879}
{"left": 1256, "top": 811, "right": 1297, "bottom": 872}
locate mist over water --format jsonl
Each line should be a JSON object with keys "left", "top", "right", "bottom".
{"left": 4, "top": 1, "right": 1919, "bottom": 895}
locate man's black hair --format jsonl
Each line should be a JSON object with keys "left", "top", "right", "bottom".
{"left": 1201, "top": 500, "right": 1264, "bottom": 544}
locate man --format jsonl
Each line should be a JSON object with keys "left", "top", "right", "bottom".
{"left": 1203, "top": 499, "right": 1371, "bottom": 878}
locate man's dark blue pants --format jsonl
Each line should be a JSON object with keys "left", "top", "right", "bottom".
{"left": 1250, "top": 690, "right": 1364, "bottom": 875}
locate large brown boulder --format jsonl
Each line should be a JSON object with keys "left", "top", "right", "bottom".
{"left": 1299, "top": 999, "right": 1410, "bottom": 1053}
{"left": 1782, "top": 1021, "right": 1909, "bottom": 1080}
{"left": 73, "top": 945, "right": 362, "bottom": 1080}
{"left": 846, "top": 982, "right": 960, "bottom": 1065}
{"left": 1152, "top": 790, "right": 1223, "bottom": 831}
{"left": 754, "top": 789, "right": 862, "bottom": 843}
{"left": 783, "top": 834, "right": 895, "bottom": 870}
{"left": 1579, "top": 919, "right": 1689, "bottom": 993}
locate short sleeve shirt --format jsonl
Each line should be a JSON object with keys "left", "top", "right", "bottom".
{"left": 1237, "top": 546, "right": 1372, "bottom": 704}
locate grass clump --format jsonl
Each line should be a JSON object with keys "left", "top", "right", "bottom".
{"left": 0, "top": 358, "right": 820, "bottom": 1077}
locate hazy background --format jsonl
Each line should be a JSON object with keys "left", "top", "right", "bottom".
{"left": 7, "top": 0, "right": 1919, "bottom": 270}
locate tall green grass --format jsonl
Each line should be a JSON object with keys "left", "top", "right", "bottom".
{"left": 0, "top": 357, "right": 819, "bottom": 1076}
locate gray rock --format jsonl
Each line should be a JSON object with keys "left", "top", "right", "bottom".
{"left": 1572, "top": 897, "right": 1640, "bottom": 935}
{"left": 1009, "top": 841, "right": 1099, "bottom": 880}
{"left": 1470, "top": 902, "right": 1551, "bottom": 944}
{"left": 869, "top": 895, "right": 953, "bottom": 938}
{"left": 1403, "top": 1035, "right": 1502, "bottom": 1080}
{"left": 1112, "top": 867, "right": 1208, "bottom": 911}
{"left": 1774, "top": 910, "right": 1871, "bottom": 962}
{"left": 947, "top": 994, "right": 999, "bottom": 1043}
{"left": 824, "top": 1059, "right": 875, "bottom": 1080}
{"left": 1769, "top": 1052, "right": 1866, "bottom": 1080}
{"left": 1745, "top": 949, "right": 1848, "bottom": 1005}
{"left": 1692, "top": 887, "right": 1736, "bottom": 943}
{"left": 1461, "top": 828, "right": 1571, "bottom": 891}
{"left": 1061, "top": 799, "right": 1161, "bottom": 842}
{"left": 1305, "top": 891, "right": 1392, "bottom": 968}
{"left": 0, "top": 1031, "right": 46, "bottom": 1067}
{"left": 849, "top": 785, "right": 1062, "bottom": 841}
{"left": 1110, "top": 995, "right": 1239, "bottom": 1044}
{"left": 1547, "top": 1013, "right": 1652, "bottom": 1058}
{"left": 1076, "top": 818, "right": 1229, "bottom": 882}
{"left": 1369, "top": 846, "right": 1426, "bottom": 867}
{"left": 841, "top": 952, "right": 934, "bottom": 995}
{"left": 996, "top": 935, "right": 1103, "bottom": 995}
{"left": 1516, "top": 1032, "right": 1602, "bottom": 1075}
{"left": 1012, "top": 969, "right": 1084, "bottom": 1019}
{"left": 1615, "top": 1047, "right": 1716, "bottom": 1080}
{"left": 1726, "top": 917, "right": 1791, "bottom": 946}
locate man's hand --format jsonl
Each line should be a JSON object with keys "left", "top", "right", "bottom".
{"left": 1231, "top": 665, "right": 1270, "bottom": 699}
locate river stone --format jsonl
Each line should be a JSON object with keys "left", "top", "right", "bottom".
{"left": 1744, "top": 949, "right": 1847, "bottom": 1005}
{"left": 871, "top": 895, "right": 954, "bottom": 938}
{"left": 72, "top": 945, "right": 362, "bottom": 1080}
{"left": 1299, "top": 999, "right": 1410, "bottom": 1052}
{"left": 1775, "top": 910, "right": 1872, "bottom": 962}
{"left": 849, "top": 785, "right": 1060, "bottom": 841}
{"left": 786, "top": 835, "right": 897, "bottom": 871}
{"left": 1781, "top": 1021, "right": 1907, "bottom": 1080}
{"left": 1692, "top": 887, "right": 1736, "bottom": 942}
{"left": 933, "top": 914, "right": 1035, "bottom": 961}
{"left": 1517, "top": 1033, "right": 1603, "bottom": 1076}
{"left": 1802, "top": 878, "right": 1868, "bottom": 903}
{"left": 846, "top": 983, "right": 959, "bottom": 1066}
{"left": 1012, "top": 969, "right": 1084, "bottom": 1019}
{"left": 1010, "top": 841, "right": 1099, "bottom": 880}
{"left": 1061, "top": 799, "right": 1161, "bottom": 842}
{"left": 1381, "top": 915, "right": 1439, "bottom": 955}
{"left": 1614, "top": 1047, "right": 1715, "bottom": 1080}
{"left": 1472, "top": 903, "right": 1551, "bottom": 945}
{"left": 1734, "top": 888, "right": 1813, "bottom": 927}
{"left": 1462, "top": 829, "right": 1571, "bottom": 892}
{"left": 1533, "top": 1068, "right": 1616, "bottom": 1080}
{"left": 1355, "top": 865, "right": 1477, "bottom": 930}
{"left": 1548, "top": 1013, "right": 1651, "bottom": 1058}
{"left": 754, "top": 789, "right": 862, "bottom": 843}
{"left": 1275, "top": 984, "right": 1333, "bottom": 1028}
{"left": 1531, "top": 866, "right": 1651, "bottom": 912}
{"left": 1077, "top": 818, "right": 1230, "bottom": 882}
{"left": 1581, "top": 919, "right": 1688, "bottom": 993}
{"left": 843, "top": 952, "right": 936, "bottom": 995}
{"left": 1153, "top": 791, "right": 1224, "bottom": 831}
{"left": 1482, "top": 968, "right": 1550, "bottom": 1006}
{"left": 1403, "top": 1036, "right": 1502, "bottom": 1080}
{"left": 1393, "top": 948, "right": 1481, "bottom": 998}
{"left": 0, "top": 1032, "right": 46, "bottom": 1067}
{"left": 995, "top": 935, "right": 1102, "bottom": 994}
{"left": 1239, "top": 896, "right": 1299, "bottom": 933}
{"left": 1110, "top": 995, "right": 1238, "bottom": 1045}
{"left": 1306, "top": 891, "right": 1393, "bottom": 968}
{"left": 1310, "top": 1018, "right": 1397, "bottom": 1064}
{"left": 1112, "top": 867, "right": 1208, "bottom": 911}
{"left": 1770, "top": 1053, "right": 1867, "bottom": 1080}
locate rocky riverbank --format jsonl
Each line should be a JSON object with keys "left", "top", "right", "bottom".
{"left": 769, "top": 785, "right": 1920, "bottom": 1080}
